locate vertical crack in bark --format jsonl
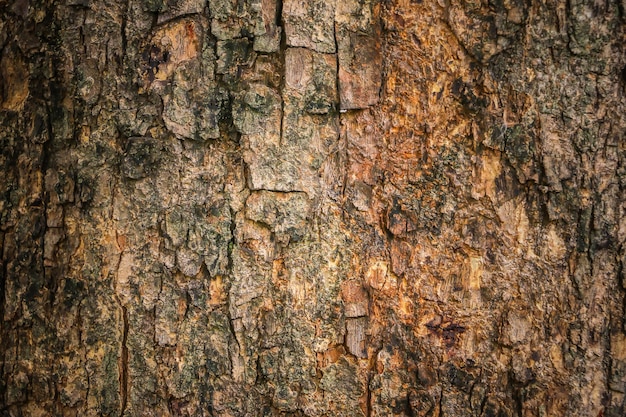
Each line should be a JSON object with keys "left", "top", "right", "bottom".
{"left": 512, "top": 381, "right": 523, "bottom": 417}
{"left": 604, "top": 317, "right": 615, "bottom": 415}
{"left": 620, "top": 246, "right": 626, "bottom": 332}
{"left": 120, "top": 305, "right": 129, "bottom": 417}
{"left": 42, "top": 104, "right": 53, "bottom": 311}
{"left": 226, "top": 310, "right": 242, "bottom": 379}
{"left": 78, "top": 303, "right": 91, "bottom": 408}
{"left": 366, "top": 372, "right": 372, "bottom": 417}
{"left": 277, "top": 0, "right": 286, "bottom": 148}
{"left": 0, "top": 235, "right": 6, "bottom": 406}
{"left": 332, "top": 19, "right": 340, "bottom": 112}
{"left": 109, "top": 176, "right": 118, "bottom": 221}
{"left": 225, "top": 181, "right": 241, "bottom": 378}
{"left": 120, "top": 0, "right": 130, "bottom": 62}
{"left": 113, "top": 234, "right": 129, "bottom": 416}
{"left": 479, "top": 390, "right": 488, "bottom": 416}
{"left": 438, "top": 380, "right": 443, "bottom": 417}
{"left": 0, "top": 230, "right": 6, "bottom": 334}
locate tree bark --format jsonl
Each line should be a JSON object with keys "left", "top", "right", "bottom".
{"left": 1, "top": 0, "right": 625, "bottom": 416}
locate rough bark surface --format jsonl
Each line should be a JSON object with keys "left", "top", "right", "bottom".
{"left": 1, "top": 0, "right": 625, "bottom": 416}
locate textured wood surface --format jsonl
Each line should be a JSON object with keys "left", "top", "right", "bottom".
{"left": 1, "top": 0, "right": 625, "bottom": 416}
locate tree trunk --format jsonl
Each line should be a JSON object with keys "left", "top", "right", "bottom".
{"left": 1, "top": 0, "right": 625, "bottom": 416}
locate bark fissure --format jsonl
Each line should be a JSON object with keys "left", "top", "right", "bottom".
{"left": 119, "top": 305, "right": 129, "bottom": 417}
